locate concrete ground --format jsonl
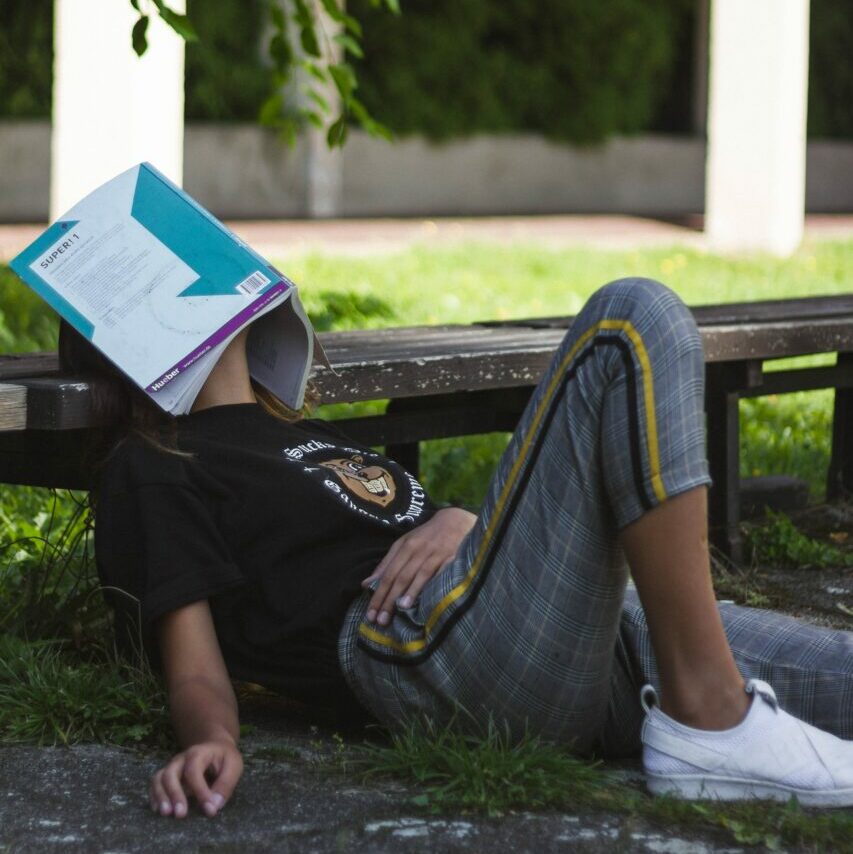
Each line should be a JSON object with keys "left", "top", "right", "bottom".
{"left": 2, "top": 213, "right": 853, "bottom": 262}
{"left": 0, "top": 712, "right": 745, "bottom": 854}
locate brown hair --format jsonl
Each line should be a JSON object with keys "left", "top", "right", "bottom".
{"left": 58, "top": 321, "right": 316, "bottom": 481}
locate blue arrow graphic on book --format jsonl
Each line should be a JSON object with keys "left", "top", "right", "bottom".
{"left": 130, "top": 164, "right": 277, "bottom": 298}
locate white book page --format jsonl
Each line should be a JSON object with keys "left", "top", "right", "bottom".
{"left": 245, "top": 291, "right": 314, "bottom": 410}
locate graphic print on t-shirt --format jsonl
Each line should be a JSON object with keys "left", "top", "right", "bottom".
{"left": 280, "top": 439, "right": 428, "bottom": 527}
{"left": 318, "top": 455, "right": 396, "bottom": 507}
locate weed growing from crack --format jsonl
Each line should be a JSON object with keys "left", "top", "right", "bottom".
{"left": 349, "top": 714, "right": 607, "bottom": 817}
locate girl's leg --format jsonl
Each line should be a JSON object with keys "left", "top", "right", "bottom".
{"left": 341, "top": 276, "right": 853, "bottom": 803}
{"left": 602, "top": 589, "right": 853, "bottom": 757}
{"left": 620, "top": 486, "right": 749, "bottom": 730}
{"left": 342, "top": 277, "right": 714, "bottom": 750}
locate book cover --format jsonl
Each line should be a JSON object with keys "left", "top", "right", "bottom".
{"left": 10, "top": 163, "right": 316, "bottom": 413}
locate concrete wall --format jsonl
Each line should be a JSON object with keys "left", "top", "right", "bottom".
{"left": 0, "top": 122, "right": 51, "bottom": 220}
{"left": 1, "top": 120, "right": 852, "bottom": 221}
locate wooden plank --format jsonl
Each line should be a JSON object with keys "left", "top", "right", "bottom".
{"left": 2, "top": 316, "right": 853, "bottom": 431}
{"left": 479, "top": 294, "right": 853, "bottom": 330}
{"left": 0, "top": 384, "right": 27, "bottom": 431}
{"left": 0, "top": 352, "right": 59, "bottom": 380}
{"left": 699, "top": 318, "right": 853, "bottom": 361}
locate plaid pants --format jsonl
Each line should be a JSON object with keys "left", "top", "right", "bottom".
{"left": 339, "top": 278, "right": 853, "bottom": 756}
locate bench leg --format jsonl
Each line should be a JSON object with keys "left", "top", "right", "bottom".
{"left": 827, "top": 351, "right": 853, "bottom": 501}
{"left": 383, "top": 398, "right": 421, "bottom": 476}
{"left": 705, "top": 366, "right": 743, "bottom": 566}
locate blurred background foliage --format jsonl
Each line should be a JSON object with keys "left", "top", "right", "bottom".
{"left": 0, "top": 0, "right": 851, "bottom": 141}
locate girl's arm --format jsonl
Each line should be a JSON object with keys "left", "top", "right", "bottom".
{"left": 149, "top": 599, "right": 244, "bottom": 819}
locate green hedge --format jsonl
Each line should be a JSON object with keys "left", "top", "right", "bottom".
{"left": 0, "top": 0, "right": 52, "bottom": 118}
{"left": 183, "top": 0, "right": 273, "bottom": 122}
{"left": 350, "top": 0, "right": 694, "bottom": 143}
{"left": 0, "top": 0, "right": 851, "bottom": 140}
{"left": 808, "top": 0, "right": 853, "bottom": 138}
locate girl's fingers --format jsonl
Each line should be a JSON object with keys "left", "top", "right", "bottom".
{"left": 374, "top": 552, "right": 439, "bottom": 624}
{"left": 368, "top": 546, "right": 421, "bottom": 616}
{"left": 401, "top": 557, "right": 451, "bottom": 606}
{"left": 160, "top": 761, "right": 189, "bottom": 818}
{"left": 182, "top": 753, "right": 218, "bottom": 817}
{"left": 150, "top": 772, "right": 170, "bottom": 815}
{"left": 210, "top": 750, "right": 244, "bottom": 807}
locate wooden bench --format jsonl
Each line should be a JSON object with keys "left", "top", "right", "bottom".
{"left": 1, "top": 294, "right": 852, "bottom": 565}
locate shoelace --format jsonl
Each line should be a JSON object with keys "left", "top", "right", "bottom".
{"left": 744, "top": 678, "right": 779, "bottom": 712}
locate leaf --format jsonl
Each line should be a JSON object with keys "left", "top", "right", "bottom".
{"left": 157, "top": 8, "right": 198, "bottom": 43}
{"left": 301, "top": 60, "right": 327, "bottom": 84}
{"left": 411, "top": 793, "right": 430, "bottom": 807}
{"left": 300, "top": 27, "right": 321, "bottom": 58}
{"left": 270, "top": 4, "right": 286, "bottom": 30}
{"left": 131, "top": 15, "right": 149, "bottom": 57}
{"left": 333, "top": 33, "right": 364, "bottom": 59}
{"left": 268, "top": 33, "right": 292, "bottom": 71}
{"left": 319, "top": 0, "right": 345, "bottom": 23}
{"left": 280, "top": 120, "right": 298, "bottom": 147}
{"left": 327, "top": 115, "right": 348, "bottom": 148}
{"left": 342, "top": 13, "right": 363, "bottom": 38}
{"left": 259, "top": 93, "right": 284, "bottom": 127}
{"left": 129, "top": 0, "right": 141, "bottom": 11}
{"left": 328, "top": 63, "right": 357, "bottom": 100}
{"left": 292, "top": 0, "right": 320, "bottom": 55}
{"left": 307, "top": 88, "right": 331, "bottom": 114}
{"left": 383, "top": 0, "right": 401, "bottom": 13}
{"left": 303, "top": 109, "right": 325, "bottom": 130}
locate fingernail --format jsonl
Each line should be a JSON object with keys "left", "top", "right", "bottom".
{"left": 211, "top": 793, "right": 225, "bottom": 808}
{"left": 204, "top": 801, "right": 217, "bottom": 817}
{"left": 160, "top": 801, "right": 171, "bottom": 815}
{"left": 399, "top": 595, "right": 413, "bottom": 608}
{"left": 174, "top": 802, "right": 187, "bottom": 818}
{"left": 366, "top": 609, "right": 376, "bottom": 622}
{"left": 378, "top": 611, "right": 390, "bottom": 626}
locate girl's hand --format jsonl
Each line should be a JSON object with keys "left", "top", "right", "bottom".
{"left": 363, "top": 507, "right": 477, "bottom": 625}
{"left": 149, "top": 738, "right": 243, "bottom": 819}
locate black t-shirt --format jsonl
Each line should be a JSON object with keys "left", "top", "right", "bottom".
{"left": 94, "top": 403, "right": 437, "bottom": 711}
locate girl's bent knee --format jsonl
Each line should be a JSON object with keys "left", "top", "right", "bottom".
{"left": 589, "top": 278, "right": 699, "bottom": 351}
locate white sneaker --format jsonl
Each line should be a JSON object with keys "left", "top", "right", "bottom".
{"left": 640, "top": 679, "right": 853, "bottom": 807}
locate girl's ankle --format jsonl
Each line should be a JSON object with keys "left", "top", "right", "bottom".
{"left": 659, "top": 680, "right": 750, "bottom": 732}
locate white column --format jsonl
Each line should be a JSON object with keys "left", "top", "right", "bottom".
{"left": 705, "top": 0, "right": 810, "bottom": 256}
{"left": 51, "top": 0, "right": 185, "bottom": 219}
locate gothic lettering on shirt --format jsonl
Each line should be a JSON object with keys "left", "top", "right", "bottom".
{"left": 280, "top": 441, "right": 429, "bottom": 526}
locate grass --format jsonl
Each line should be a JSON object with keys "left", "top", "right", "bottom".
{"left": 347, "top": 716, "right": 853, "bottom": 852}
{"left": 283, "top": 240, "right": 853, "bottom": 327}
{"left": 0, "top": 634, "right": 170, "bottom": 749}
{"left": 745, "top": 508, "right": 853, "bottom": 569}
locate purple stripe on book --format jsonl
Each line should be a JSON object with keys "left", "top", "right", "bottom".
{"left": 145, "top": 281, "right": 289, "bottom": 394}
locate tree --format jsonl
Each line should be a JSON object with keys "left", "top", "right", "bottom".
{"left": 128, "top": 0, "right": 397, "bottom": 147}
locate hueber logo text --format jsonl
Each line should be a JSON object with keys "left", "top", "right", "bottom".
{"left": 151, "top": 368, "right": 180, "bottom": 391}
